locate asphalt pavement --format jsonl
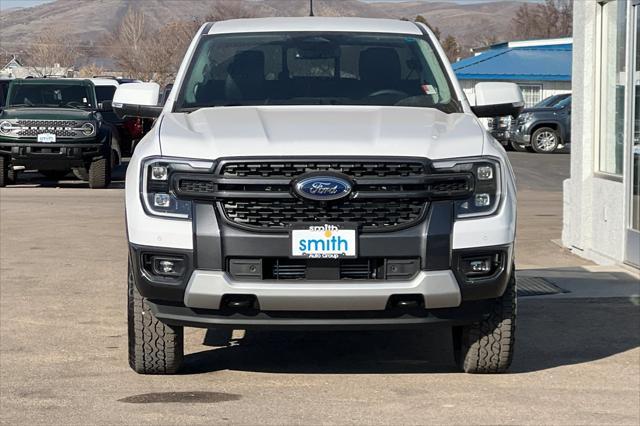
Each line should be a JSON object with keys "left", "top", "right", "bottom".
{"left": 0, "top": 151, "right": 638, "bottom": 425}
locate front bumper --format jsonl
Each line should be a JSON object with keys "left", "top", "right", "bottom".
{"left": 490, "top": 129, "right": 511, "bottom": 144}
{"left": 0, "top": 140, "right": 106, "bottom": 170}
{"left": 147, "top": 298, "right": 495, "bottom": 330}
{"left": 184, "top": 270, "right": 461, "bottom": 311}
{"left": 130, "top": 235, "right": 514, "bottom": 329}
{"left": 512, "top": 124, "right": 531, "bottom": 145}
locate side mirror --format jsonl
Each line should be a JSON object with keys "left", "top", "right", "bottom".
{"left": 113, "top": 82, "right": 162, "bottom": 119}
{"left": 471, "top": 82, "right": 524, "bottom": 118}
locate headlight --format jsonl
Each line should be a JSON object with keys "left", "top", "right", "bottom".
{"left": 141, "top": 157, "right": 215, "bottom": 219}
{"left": 80, "top": 122, "right": 95, "bottom": 136}
{"left": 519, "top": 112, "right": 533, "bottom": 122}
{"left": 0, "top": 120, "right": 16, "bottom": 134}
{"left": 433, "top": 158, "right": 502, "bottom": 218}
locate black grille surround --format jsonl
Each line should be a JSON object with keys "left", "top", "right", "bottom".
{"left": 171, "top": 158, "right": 475, "bottom": 233}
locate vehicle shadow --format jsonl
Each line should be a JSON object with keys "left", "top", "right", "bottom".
{"left": 4, "top": 160, "right": 128, "bottom": 190}
{"left": 182, "top": 294, "right": 639, "bottom": 375}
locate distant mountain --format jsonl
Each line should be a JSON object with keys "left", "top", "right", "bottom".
{"left": 0, "top": 0, "right": 522, "bottom": 60}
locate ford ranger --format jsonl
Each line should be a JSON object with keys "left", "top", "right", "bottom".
{"left": 113, "top": 18, "right": 524, "bottom": 375}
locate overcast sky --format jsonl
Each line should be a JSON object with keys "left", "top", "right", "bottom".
{"left": 0, "top": 0, "right": 541, "bottom": 12}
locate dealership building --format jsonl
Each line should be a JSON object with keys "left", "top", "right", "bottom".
{"left": 562, "top": 0, "right": 639, "bottom": 269}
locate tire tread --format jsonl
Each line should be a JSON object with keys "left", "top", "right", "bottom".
{"left": 128, "top": 260, "right": 183, "bottom": 374}
{"left": 456, "top": 273, "right": 517, "bottom": 374}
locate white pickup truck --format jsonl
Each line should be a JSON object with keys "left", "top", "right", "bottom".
{"left": 113, "top": 17, "right": 523, "bottom": 375}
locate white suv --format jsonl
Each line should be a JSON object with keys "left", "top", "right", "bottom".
{"left": 114, "top": 17, "right": 523, "bottom": 375}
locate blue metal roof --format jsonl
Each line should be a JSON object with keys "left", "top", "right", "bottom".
{"left": 452, "top": 43, "right": 572, "bottom": 82}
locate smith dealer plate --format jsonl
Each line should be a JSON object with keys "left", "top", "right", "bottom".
{"left": 291, "top": 224, "right": 357, "bottom": 258}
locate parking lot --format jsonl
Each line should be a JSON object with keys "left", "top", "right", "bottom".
{"left": 1, "top": 152, "right": 639, "bottom": 425}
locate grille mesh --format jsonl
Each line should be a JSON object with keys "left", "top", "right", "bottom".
{"left": 221, "top": 199, "right": 426, "bottom": 230}
{"left": 17, "top": 129, "right": 77, "bottom": 137}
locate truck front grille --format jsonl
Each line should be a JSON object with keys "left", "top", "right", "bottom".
{"left": 4, "top": 120, "right": 87, "bottom": 139}
{"left": 171, "top": 158, "right": 474, "bottom": 233}
{"left": 221, "top": 199, "right": 426, "bottom": 230}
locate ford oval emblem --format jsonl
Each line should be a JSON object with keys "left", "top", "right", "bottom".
{"left": 293, "top": 174, "right": 353, "bottom": 201}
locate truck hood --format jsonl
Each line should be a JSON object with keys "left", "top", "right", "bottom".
{"left": 158, "top": 106, "right": 485, "bottom": 160}
{"left": 0, "top": 107, "right": 94, "bottom": 121}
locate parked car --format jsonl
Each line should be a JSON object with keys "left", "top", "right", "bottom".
{"left": 486, "top": 115, "right": 513, "bottom": 146}
{"left": 114, "top": 17, "right": 523, "bottom": 375}
{"left": 512, "top": 95, "right": 571, "bottom": 153}
{"left": 0, "top": 78, "right": 121, "bottom": 187}
{"left": 91, "top": 78, "right": 145, "bottom": 155}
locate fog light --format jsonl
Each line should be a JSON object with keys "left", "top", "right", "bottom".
{"left": 158, "top": 260, "right": 175, "bottom": 274}
{"left": 154, "top": 193, "right": 171, "bottom": 208}
{"left": 460, "top": 254, "right": 500, "bottom": 278}
{"left": 477, "top": 166, "right": 493, "bottom": 180}
{"left": 469, "top": 259, "right": 491, "bottom": 273}
{"left": 150, "top": 256, "right": 185, "bottom": 277}
{"left": 475, "top": 193, "right": 491, "bottom": 207}
{"left": 151, "top": 165, "right": 168, "bottom": 181}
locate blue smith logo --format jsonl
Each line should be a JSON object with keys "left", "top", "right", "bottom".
{"left": 298, "top": 227, "right": 350, "bottom": 253}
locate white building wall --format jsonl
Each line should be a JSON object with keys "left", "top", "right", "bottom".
{"left": 562, "top": 0, "right": 627, "bottom": 265}
{"left": 460, "top": 79, "right": 571, "bottom": 106}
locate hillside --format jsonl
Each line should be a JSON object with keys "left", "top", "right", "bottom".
{"left": 0, "top": 0, "right": 523, "bottom": 57}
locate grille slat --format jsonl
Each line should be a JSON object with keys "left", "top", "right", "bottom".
{"left": 221, "top": 161, "right": 427, "bottom": 178}
{"left": 263, "top": 258, "right": 407, "bottom": 281}
{"left": 220, "top": 199, "right": 426, "bottom": 230}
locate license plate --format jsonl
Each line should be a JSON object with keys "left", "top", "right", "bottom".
{"left": 291, "top": 224, "right": 357, "bottom": 258}
{"left": 37, "top": 133, "right": 56, "bottom": 143}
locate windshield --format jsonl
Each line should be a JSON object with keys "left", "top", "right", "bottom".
{"left": 554, "top": 96, "right": 571, "bottom": 109}
{"left": 176, "top": 32, "right": 460, "bottom": 113}
{"left": 7, "top": 83, "right": 94, "bottom": 108}
{"left": 534, "top": 94, "right": 569, "bottom": 108}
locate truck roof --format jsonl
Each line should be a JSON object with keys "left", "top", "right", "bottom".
{"left": 208, "top": 17, "right": 423, "bottom": 36}
{"left": 10, "top": 78, "right": 93, "bottom": 86}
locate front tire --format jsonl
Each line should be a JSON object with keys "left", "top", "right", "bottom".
{"left": 0, "top": 156, "right": 8, "bottom": 187}
{"left": 128, "top": 257, "right": 184, "bottom": 374}
{"left": 88, "top": 154, "right": 111, "bottom": 189}
{"left": 510, "top": 140, "right": 531, "bottom": 152}
{"left": 531, "top": 127, "right": 559, "bottom": 153}
{"left": 453, "top": 272, "right": 517, "bottom": 374}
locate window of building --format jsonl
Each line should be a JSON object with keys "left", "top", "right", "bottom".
{"left": 518, "top": 84, "right": 542, "bottom": 108}
{"left": 598, "top": 0, "right": 628, "bottom": 176}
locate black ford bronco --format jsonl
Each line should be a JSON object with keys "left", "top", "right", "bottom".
{"left": 0, "top": 78, "right": 121, "bottom": 188}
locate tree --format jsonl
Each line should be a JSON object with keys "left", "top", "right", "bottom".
{"left": 442, "top": 35, "right": 462, "bottom": 62}
{"left": 415, "top": 15, "right": 441, "bottom": 41}
{"left": 109, "top": 6, "right": 147, "bottom": 79}
{"left": 108, "top": 2, "right": 256, "bottom": 86}
{"left": 204, "top": 0, "right": 255, "bottom": 21}
{"left": 24, "top": 31, "right": 84, "bottom": 76}
{"left": 511, "top": 0, "right": 572, "bottom": 40}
